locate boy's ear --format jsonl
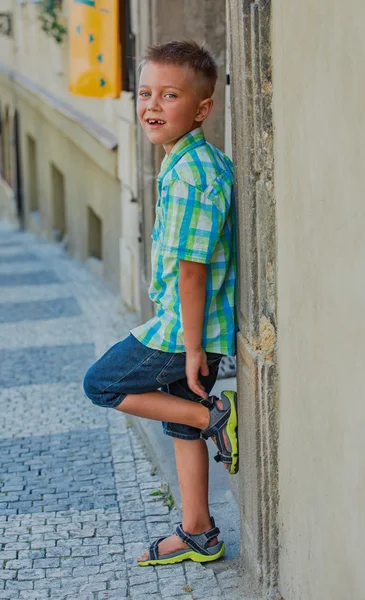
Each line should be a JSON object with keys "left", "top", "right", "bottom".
{"left": 195, "top": 98, "right": 214, "bottom": 123}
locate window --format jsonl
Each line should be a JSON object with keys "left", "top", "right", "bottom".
{"left": 120, "top": 0, "right": 136, "bottom": 93}
{"left": 3, "top": 106, "right": 11, "bottom": 185}
{"left": 88, "top": 206, "right": 103, "bottom": 260}
{"left": 27, "top": 135, "right": 39, "bottom": 212}
{"left": 51, "top": 163, "right": 66, "bottom": 239}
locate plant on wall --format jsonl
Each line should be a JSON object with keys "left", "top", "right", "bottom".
{"left": 38, "top": 0, "right": 67, "bottom": 44}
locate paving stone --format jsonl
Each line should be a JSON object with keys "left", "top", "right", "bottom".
{"left": 0, "top": 253, "right": 38, "bottom": 263}
{"left": 84, "top": 555, "right": 113, "bottom": 567}
{"left": 73, "top": 565, "right": 100, "bottom": 577}
{"left": 5, "top": 581, "right": 33, "bottom": 591}
{"left": 0, "top": 271, "right": 60, "bottom": 287}
{"left": 160, "top": 580, "right": 190, "bottom": 597}
{"left": 0, "top": 570, "right": 17, "bottom": 580}
{"left": 129, "top": 570, "right": 158, "bottom": 586}
{"left": 96, "top": 592, "right": 128, "bottom": 600}
{"left": 129, "top": 581, "right": 159, "bottom": 598}
{"left": 4, "top": 560, "right": 32, "bottom": 570}
{"left": 70, "top": 546, "right": 98, "bottom": 557}
{"left": 60, "top": 558, "right": 85, "bottom": 569}
{"left": 33, "top": 558, "right": 60, "bottom": 569}
{"left": 0, "top": 552, "right": 17, "bottom": 560}
{"left": 46, "top": 568, "right": 72, "bottom": 579}
{"left": 3, "top": 544, "right": 29, "bottom": 552}
{"left": 46, "top": 546, "right": 71, "bottom": 558}
{"left": 33, "top": 579, "right": 61, "bottom": 590}
{"left": 82, "top": 537, "right": 109, "bottom": 546}
{"left": 19, "top": 592, "right": 50, "bottom": 600}
{"left": 0, "top": 591, "right": 20, "bottom": 599}
{"left": 17, "top": 569, "right": 45, "bottom": 580}
{"left": 155, "top": 564, "right": 185, "bottom": 579}
{"left": 0, "top": 298, "right": 81, "bottom": 325}
{"left": 60, "top": 576, "right": 88, "bottom": 588}
{"left": 0, "top": 344, "right": 95, "bottom": 388}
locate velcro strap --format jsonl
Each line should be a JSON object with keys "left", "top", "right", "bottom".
{"left": 214, "top": 451, "right": 232, "bottom": 465}
{"left": 200, "top": 411, "right": 229, "bottom": 440}
{"left": 175, "top": 524, "right": 210, "bottom": 555}
{"left": 215, "top": 429, "right": 232, "bottom": 459}
{"left": 205, "top": 526, "right": 220, "bottom": 542}
{"left": 149, "top": 536, "right": 167, "bottom": 561}
{"left": 200, "top": 397, "right": 214, "bottom": 409}
{"left": 149, "top": 539, "right": 159, "bottom": 561}
{"left": 200, "top": 423, "right": 220, "bottom": 440}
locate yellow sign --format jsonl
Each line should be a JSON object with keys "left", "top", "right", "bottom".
{"left": 69, "top": 0, "right": 121, "bottom": 98}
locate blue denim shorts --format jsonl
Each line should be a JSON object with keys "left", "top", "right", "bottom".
{"left": 83, "top": 333, "right": 223, "bottom": 440}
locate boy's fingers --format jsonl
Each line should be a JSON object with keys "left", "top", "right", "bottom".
{"left": 189, "top": 378, "right": 207, "bottom": 399}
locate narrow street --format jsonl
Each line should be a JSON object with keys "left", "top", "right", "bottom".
{"left": 0, "top": 224, "right": 242, "bottom": 600}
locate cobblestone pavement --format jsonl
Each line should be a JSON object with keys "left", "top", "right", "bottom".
{"left": 0, "top": 223, "right": 243, "bottom": 600}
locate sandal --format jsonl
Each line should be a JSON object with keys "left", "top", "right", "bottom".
{"left": 137, "top": 516, "right": 225, "bottom": 566}
{"left": 200, "top": 391, "right": 239, "bottom": 475}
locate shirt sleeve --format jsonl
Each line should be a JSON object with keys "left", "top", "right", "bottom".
{"left": 160, "top": 178, "right": 224, "bottom": 264}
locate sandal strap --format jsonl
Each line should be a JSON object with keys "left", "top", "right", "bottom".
{"left": 200, "top": 395, "right": 230, "bottom": 440}
{"left": 205, "top": 526, "right": 221, "bottom": 543}
{"left": 149, "top": 536, "right": 167, "bottom": 561}
{"left": 214, "top": 451, "right": 233, "bottom": 465}
{"left": 175, "top": 519, "right": 221, "bottom": 556}
{"left": 175, "top": 525, "right": 210, "bottom": 555}
{"left": 214, "top": 428, "right": 233, "bottom": 462}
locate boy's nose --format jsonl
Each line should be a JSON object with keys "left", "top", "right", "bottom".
{"left": 146, "top": 97, "right": 161, "bottom": 112}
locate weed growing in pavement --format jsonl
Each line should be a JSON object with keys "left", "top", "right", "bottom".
{"left": 150, "top": 482, "right": 175, "bottom": 509}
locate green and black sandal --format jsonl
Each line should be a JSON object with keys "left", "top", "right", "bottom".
{"left": 137, "top": 517, "right": 225, "bottom": 566}
{"left": 200, "top": 391, "right": 239, "bottom": 475}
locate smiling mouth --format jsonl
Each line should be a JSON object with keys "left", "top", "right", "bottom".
{"left": 146, "top": 119, "right": 166, "bottom": 125}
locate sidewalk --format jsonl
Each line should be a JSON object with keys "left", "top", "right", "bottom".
{"left": 0, "top": 222, "right": 244, "bottom": 600}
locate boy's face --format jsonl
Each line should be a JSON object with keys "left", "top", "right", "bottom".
{"left": 137, "top": 62, "right": 213, "bottom": 155}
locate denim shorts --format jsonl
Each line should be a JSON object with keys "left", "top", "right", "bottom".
{"left": 83, "top": 333, "right": 223, "bottom": 440}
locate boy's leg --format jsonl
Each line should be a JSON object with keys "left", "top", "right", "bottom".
{"left": 115, "top": 390, "right": 210, "bottom": 430}
{"left": 137, "top": 437, "right": 217, "bottom": 561}
{"left": 116, "top": 391, "right": 229, "bottom": 471}
{"left": 129, "top": 365, "right": 224, "bottom": 562}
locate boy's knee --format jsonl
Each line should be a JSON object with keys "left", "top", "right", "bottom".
{"left": 83, "top": 364, "right": 102, "bottom": 404}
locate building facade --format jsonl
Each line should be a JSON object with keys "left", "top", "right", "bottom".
{"left": 0, "top": 0, "right": 138, "bottom": 301}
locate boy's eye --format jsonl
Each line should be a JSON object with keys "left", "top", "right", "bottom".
{"left": 165, "top": 93, "right": 177, "bottom": 99}
{"left": 139, "top": 91, "right": 150, "bottom": 97}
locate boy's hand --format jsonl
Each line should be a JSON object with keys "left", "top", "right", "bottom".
{"left": 186, "top": 348, "right": 210, "bottom": 399}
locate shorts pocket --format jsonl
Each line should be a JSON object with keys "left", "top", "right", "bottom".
{"left": 156, "top": 352, "right": 186, "bottom": 386}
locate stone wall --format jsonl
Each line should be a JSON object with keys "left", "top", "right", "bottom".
{"left": 228, "top": 1, "right": 278, "bottom": 596}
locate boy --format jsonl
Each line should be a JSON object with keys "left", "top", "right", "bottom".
{"left": 83, "top": 40, "right": 238, "bottom": 566}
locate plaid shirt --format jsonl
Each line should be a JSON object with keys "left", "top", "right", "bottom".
{"left": 130, "top": 127, "right": 237, "bottom": 356}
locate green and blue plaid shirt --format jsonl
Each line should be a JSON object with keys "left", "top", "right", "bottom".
{"left": 130, "top": 127, "right": 237, "bottom": 356}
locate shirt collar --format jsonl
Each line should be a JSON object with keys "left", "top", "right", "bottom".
{"left": 157, "top": 127, "right": 206, "bottom": 182}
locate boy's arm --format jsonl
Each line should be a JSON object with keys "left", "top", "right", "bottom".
{"left": 178, "top": 259, "right": 209, "bottom": 398}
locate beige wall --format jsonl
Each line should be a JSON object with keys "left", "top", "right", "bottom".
{"left": 273, "top": 2, "right": 365, "bottom": 599}
{"left": 0, "top": 72, "right": 123, "bottom": 294}
{"left": 18, "top": 77, "right": 122, "bottom": 290}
